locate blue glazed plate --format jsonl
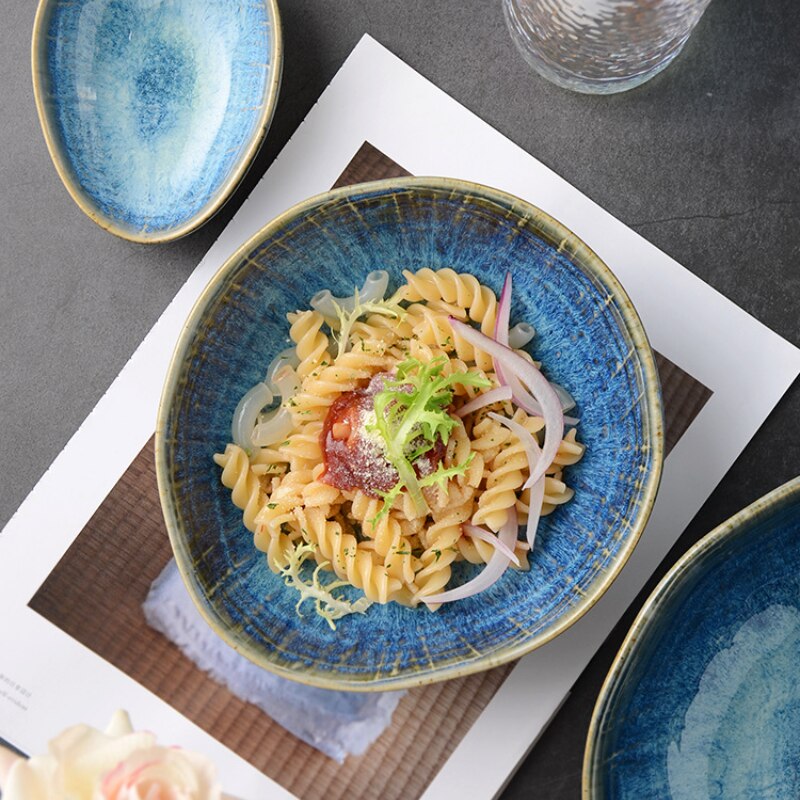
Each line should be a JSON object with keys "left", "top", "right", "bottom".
{"left": 584, "top": 476, "right": 800, "bottom": 799}
{"left": 156, "top": 177, "right": 663, "bottom": 691}
{"left": 32, "top": 0, "right": 282, "bottom": 243}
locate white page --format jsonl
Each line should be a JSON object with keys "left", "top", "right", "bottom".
{"left": 1, "top": 35, "right": 798, "bottom": 800}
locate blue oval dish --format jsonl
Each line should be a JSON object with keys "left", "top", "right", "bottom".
{"left": 156, "top": 177, "right": 664, "bottom": 691}
{"left": 31, "top": 0, "right": 282, "bottom": 243}
{"left": 584, "top": 476, "right": 800, "bottom": 799}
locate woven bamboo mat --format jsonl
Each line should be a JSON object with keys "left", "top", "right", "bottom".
{"left": 29, "top": 143, "right": 710, "bottom": 800}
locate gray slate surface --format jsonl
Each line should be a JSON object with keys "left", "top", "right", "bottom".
{"left": 1, "top": 0, "right": 798, "bottom": 797}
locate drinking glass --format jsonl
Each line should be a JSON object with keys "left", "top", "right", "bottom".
{"left": 503, "top": 0, "right": 713, "bottom": 94}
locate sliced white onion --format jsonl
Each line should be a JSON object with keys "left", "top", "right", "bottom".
{"left": 423, "top": 507, "right": 519, "bottom": 606}
{"left": 509, "top": 322, "right": 536, "bottom": 349}
{"left": 252, "top": 407, "right": 294, "bottom": 447}
{"left": 455, "top": 385, "right": 512, "bottom": 417}
{"left": 450, "top": 318, "right": 564, "bottom": 489}
{"left": 488, "top": 412, "right": 545, "bottom": 549}
{"left": 463, "top": 523, "right": 520, "bottom": 566}
{"left": 310, "top": 270, "right": 389, "bottom": 319}
{"left": 272, "top": 364, "right": 300, "bottom": 403}
{"left": 233, "top": 365, "right": 301, "bottom": 450}
{"left": 252, "top": 365, "right": 300, "bottom": 446}
{"left": 525, "top": 472, "right": 545, "bottom": 551}
{"left": 266, "top": 347, "right": 300, "bottom": 390}
{"left": 232, "top": 382, "right": 273, "bottom": 450}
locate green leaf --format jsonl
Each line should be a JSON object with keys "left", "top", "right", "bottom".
{"left": 418, "top": 452, "right": 476, "bottom": 493}
{"left": 366, "top": 357, "right": 490, "bottom": 516}
{"left": 330, "top": 289, "right": 405, "bottom": 358}
{"left": 278, "top": 542, "right": 372, "bottom": 630}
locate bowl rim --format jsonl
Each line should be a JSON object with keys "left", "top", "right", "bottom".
{"left": 155, "top": 175, "right": 665, "bottom": 691}
{"left": 30, "top": 0, "right": 283, "bottom": 244}
{"left": 582, "top": 474, "right": 800, "bottom": 798}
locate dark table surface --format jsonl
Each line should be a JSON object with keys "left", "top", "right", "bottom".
{"left": 2, "top": 0, "right": 799, "bottom": 797}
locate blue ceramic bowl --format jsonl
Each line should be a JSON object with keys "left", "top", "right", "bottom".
{"left": 584, "top": 476, "right": 800, "bottom": 799}
{"left": 156, "top": 178, "right": 664, "bottom": 691}
{"left": 32, "top": 0, "right": 282, "bottom": 243}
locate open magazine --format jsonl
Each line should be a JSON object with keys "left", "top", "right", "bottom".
{"left": 1, "top": 36, "right": 798, "bottom": 800}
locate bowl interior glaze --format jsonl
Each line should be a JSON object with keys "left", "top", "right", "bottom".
{"left": 32, "top": 0, "right": 281, "bottom": 242}
{"left": 157, "top": 178, "right": 663, "bottom": 691}
{"left": 584, "top": 477, "right": 800, "bottom": 799}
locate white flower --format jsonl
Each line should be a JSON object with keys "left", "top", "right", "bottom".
{"left": 0, "top": 710, "right": 224, "bottom": 800}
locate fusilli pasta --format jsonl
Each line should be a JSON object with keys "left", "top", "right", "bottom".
{"left": 215, "top": 268, "right": 585, "bottom": 622}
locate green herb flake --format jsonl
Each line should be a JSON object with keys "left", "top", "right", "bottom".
{"left": 366, "top": 357, "right": 489, "bottom": 516}
{"left": 331, "top": 289, "right": 405, "bottom": 358}
{"left": 278, "top": 542, "right": 372, "bottom": 630}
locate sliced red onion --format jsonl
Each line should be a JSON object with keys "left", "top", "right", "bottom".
{"left": 508, "top": 322, "right": 536, "bottom": 349}
{"left": 491, "top": 273, "right": 548, "bottom": 416}
{"left": 463, "top": 523, "right": 520, "bottom": 566}
{"left": 492, "top": 272, "right": 533, "bottom": 413}
{"left": 491, "top": 272, "right": 576, "bottom": 421}
{"left": 499, "top": 376, "right": 577, "bottom": 419}
{"left": 423, "top": 507, "right": 519, "bottom": 606}
{"left": 455, "top": 385, "right": 512, "bottom": 417}
{"left": 450, "top": 318, "right": 564, "bottom": 488}
{"left": 488, "top": 412, "right": 545, "bottom": 548}
{"left": 494, "top": 271, "right": 513, "bottom": 345}
{"left": 525, "top": 473, "right": 545, "bottom": 550}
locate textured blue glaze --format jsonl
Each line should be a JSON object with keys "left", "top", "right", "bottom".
{"left": 35, "top": 0, "right": 277, "bottom": 239}
{"left": 160, "top": 180, "right": 662, "bottom": 689}
{"left": 589, "top": 482, "right": 800, "bottom": 799}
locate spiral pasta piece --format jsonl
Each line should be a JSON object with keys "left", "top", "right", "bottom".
{"left": 469, "top": 415, "right": 512, "bottom": 467}
{"left": 414, "top": 483, "right": 476, "bottom": 602}
{"left": 405, "top": 301, "right": 495, "bottom": 372}
{"left": 471, "top": 409, "right": 541, "bottom": 532}
{"left": 279, "top": 420, "right": 324, "bottom": 468}
{"left": 213, "top": 444, "right": 264, "bottom": 532}
{"left": 302, "top": 463, "right": 343, "bottom": 508}
{"left": 289, "top": 310, "right": 332, "bottom": 379}
{"left": 290, "top": 350, "right": 388, "bottom": 423}
{"left": 456, "top": 535, "right": 530, "bottom": 569}
{"left": 552, "top": 428, "right": 585, "bottom": 468}
{"left": 401, "top": 268, "right": 497, "bottom": 333}
{"left": 297, "top": 507, "right": 402, "bottom": 604}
